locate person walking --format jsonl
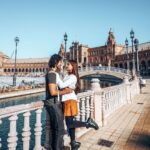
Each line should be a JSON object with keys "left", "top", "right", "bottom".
{"left": 57, "top": 60, "right": 99, "bottom": 150}
{"left": 44, "top": 54, "right": 72, "bottom": 150}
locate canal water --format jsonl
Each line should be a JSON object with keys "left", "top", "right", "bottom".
{"left": 0, "top": 75, "right": 122, "bottom": 150}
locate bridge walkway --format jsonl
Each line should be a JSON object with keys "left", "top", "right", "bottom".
{"left": 78, "top": 79, "right": 150, "bottom": 150}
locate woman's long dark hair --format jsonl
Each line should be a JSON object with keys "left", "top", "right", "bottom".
{"left": 68, "top": 60, "right": 80, "bottom": 94}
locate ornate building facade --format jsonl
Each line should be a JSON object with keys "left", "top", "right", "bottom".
{"left": 67, "top": 30, "right": 150, "bottom": 75}
{"left": 113, "top": 42, "right": 150, "bottom": 75}
{"left": 3, "top": 58, "right": 49, "bottom": 76}
{"left": 1, "top": 30, "right": 150, "bottom": 76}
{"left": 0, "top": 52, "right": 9, "bottom": 75}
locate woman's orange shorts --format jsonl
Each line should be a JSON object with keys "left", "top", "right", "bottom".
{"left": 64, "top": 99, "right": 78, "bottom": 116}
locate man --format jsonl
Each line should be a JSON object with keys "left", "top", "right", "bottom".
{"left": 44, "top": 54, "right": 72, "bottom": 150}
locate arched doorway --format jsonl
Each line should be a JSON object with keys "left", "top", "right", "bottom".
{"left": 140, "top": 60, "right": 146, "bottom": 75}
{"left": 147, "top": 60, "right": 150, "bottom": 75}
{"left": 119, "top": 63, "right": 123, "bottom": 68}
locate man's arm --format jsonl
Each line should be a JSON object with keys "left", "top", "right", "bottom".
{"left": 48, "top": 83, "right": 72, "bottom": 96}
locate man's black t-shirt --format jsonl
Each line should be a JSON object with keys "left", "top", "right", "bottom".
{"left": 45, "top": 72, "right": 58, "bottom": 101}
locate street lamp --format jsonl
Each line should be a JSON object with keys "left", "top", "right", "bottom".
{"left": 64, "top": 32, "right": 68, "bottom": 67}
{"left": 13, "top": 36, "right": 19, "bottom": 86}
{"left": 125, "top": 38, "right": 129, "bottom": 71}
{"left": 130, "top": 29, "right": 136, "bottom": 77}
{"left": 134, "top": 38, "right": 139, "bottom": 76}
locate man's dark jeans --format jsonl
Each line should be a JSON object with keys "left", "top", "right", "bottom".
{"left": 45, "top": 100, "right": 65, "bottom": 150}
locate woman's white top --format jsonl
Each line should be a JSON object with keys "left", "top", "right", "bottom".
{"left": 56, "top": 73, "right": 78, "bottom": 102}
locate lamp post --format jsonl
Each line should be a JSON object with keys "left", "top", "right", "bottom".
{"left": 13, "top": 37, "right": 19, "bottom": 86}
{"left": 64, "top": 32, "right": 68, "bottom": 67}
{"left": 125, "top": 38, "right": 129, "bottom": 71}
{"left": 134, "top": 38, "right": 139, "bottom": 76}
{"left": 130, "top": 29, "right": 136, "bottom": 77}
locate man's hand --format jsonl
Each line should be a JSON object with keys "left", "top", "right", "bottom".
{"left": 64, "top": 87, "right": 73, "bottom": 94}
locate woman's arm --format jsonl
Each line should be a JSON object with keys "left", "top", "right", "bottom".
{"left": 57, "top": 74, "right": 76, "bottom": 89}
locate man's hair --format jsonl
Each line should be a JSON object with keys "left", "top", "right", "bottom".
{"left": 48, "top": 54, "right": 62, "bottom": 68}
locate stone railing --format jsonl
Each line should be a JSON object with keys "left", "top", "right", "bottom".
{"left": 78, "top": 66, "right": 131, "bottom": 75}
{"left": 0, "top": 91, "right": 95, "bottom": 150}
{"left": 0, "top": 76, "right": 140, "bottom": 149}
{"left": 78, "top": 66, "right": 132, "bottom": 79}
{"left": 89, "top": 77, "right": 140, "bottom": 126}
{"left": 0, "top": 101, "right": 44, "bottom": 150}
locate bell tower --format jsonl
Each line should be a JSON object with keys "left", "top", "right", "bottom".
{"left": 106, "top": 28, "right": 116, "bottom": 66}
{"left": 58, "top": 43, "right": 65, "bottom": 59}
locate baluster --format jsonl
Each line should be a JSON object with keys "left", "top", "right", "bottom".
{"left": 0, "top": 119, "right": 2, "bottom": 148}
{"left": 90, "top": 95, "right": 94, "bottom": 118}
{"left": 102, "top": 92, "right": 107, "bottom": 126}
{"left": 80, "top": 98, "right": 86, "bottom": 121}
{"left": 7, "top": 114, "right": 18, "bottom": 150}
{"left": 34, "top": 109, "right": 42, "bottom": 150}
{"left": 22, "top": 111, "right": 31, "bottom": 150}
{"left": 75, "top": 99, "right": 80, "bottom": 121}
{"left": 85, "top": 96, "right": 90, "bottom": 120}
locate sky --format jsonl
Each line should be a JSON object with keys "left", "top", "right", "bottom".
{"left": 0, "top": 0, "right": 150, "bottom": 59}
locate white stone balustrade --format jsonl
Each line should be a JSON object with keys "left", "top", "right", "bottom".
{"left": 0, "top": 76, "right": 140, "bottom": 149}
{"left": 77, "top": 91, "right": 94, "bottom": 122}
{"left": 0, "top": 101, "right": 44, "bottom": 150}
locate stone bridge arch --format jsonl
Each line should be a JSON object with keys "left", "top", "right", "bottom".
{"left": 78, "top": 66, "right": 132, "bottom": 79}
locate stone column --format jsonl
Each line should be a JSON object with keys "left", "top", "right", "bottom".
{"left": 90, "top": 78, "right": 102, "bottom": 126}
{"left": 123, "top": 76, "right": 131, "bottom": 104}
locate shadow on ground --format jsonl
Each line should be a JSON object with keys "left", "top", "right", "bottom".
{"left": 128, "top": 132, "right": 150, "bottom": 148}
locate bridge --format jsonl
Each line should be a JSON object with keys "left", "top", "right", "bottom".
{"left": 78, "top": 66, "right": 132, "bottom": 79}
{"left": 0, "top": 74, "right": 142, "bottom": 150}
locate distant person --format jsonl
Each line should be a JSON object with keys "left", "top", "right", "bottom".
{"left": 57, "top": 60, "right": 99, "bottom": 150}
{"left": 44, "top": 54, "right": 72, "bottom": 150}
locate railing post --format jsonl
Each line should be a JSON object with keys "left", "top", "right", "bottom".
{"left": 22, "top": 111, "right": 31, "bottom": 150}
{"left": 0, "top": 119, "right": 2, "bottom": 148}
{"left": 80, "top": 98, "right": 86, "bottom": 121}
{"left": 123, "top": 76, "right": 131, "bottom": 103}
{"left": 7, "top": 114, "right": 18, "bottom": 150}
{"left": 34, "top": 109, "right": 42, "bottom": 150}
{"left": 91, "top": 78, "right": 102, "bottom": 126}
{"left": 101, "top": 91, "right": 107, "bottom": 126}
{"left": 85, "top": 96, "right": 90, "bottom": 120}
{"left": 90, "top": 95, "right": 94, "bottom": 118}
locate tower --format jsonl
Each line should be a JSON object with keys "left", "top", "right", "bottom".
{"left": 106, "top": 28, "right": 116, "bottom": 66}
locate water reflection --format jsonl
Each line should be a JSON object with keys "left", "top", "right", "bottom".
{"left": 80, "top": 74, "right": 122, "bottom": 92}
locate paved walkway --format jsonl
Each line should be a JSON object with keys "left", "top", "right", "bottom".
{"left": 78, "top": 80, "right": 150, "bottom": 150}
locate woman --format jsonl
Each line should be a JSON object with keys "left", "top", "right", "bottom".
{"left": 57, "top": 60, "right": 99, "bottom": 150}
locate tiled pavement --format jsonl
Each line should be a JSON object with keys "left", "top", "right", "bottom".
{"left": 77, "top": 80, "right": 150, "bottom": 150}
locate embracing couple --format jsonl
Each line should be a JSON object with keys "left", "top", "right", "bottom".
{"left": 44, "top": 54, "right": 99, "bottom": 150}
